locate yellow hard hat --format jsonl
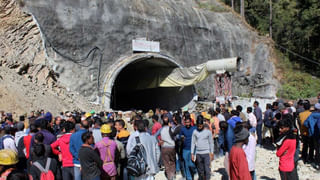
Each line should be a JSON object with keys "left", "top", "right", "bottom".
{"left": 204, "top": 114, "right": 211, "bottom": 120}
{"left": 0, "top": 149, "right": 18, "bottom": 165}
{"left": 100, "top": 124, "right": 112, "bottom": 134}
{"left": 85, "top": 112, "right": 92, "bottom": 118}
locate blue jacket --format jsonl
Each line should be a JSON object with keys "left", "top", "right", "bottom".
{"left": 179, "top": 126, "right": 196, "bottom": 150}
{"left": 304, "top": 112, "right": 320, "bottom": 137}
{"left": 225, "top": 116, "right": 242, "bottom": 152}
{"left": 225, "top": 124, "right": 234, "bottom": 152}
{"left": 227, "top": 116, "right": 242, "bottom": 129}
{"left": 69, "top": 129, "right": 87, "bottom": 165}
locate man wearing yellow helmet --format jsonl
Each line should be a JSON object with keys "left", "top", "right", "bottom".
{"left": 0, "top": 149, "right": 18, "bottom": 179}
{"left": 95, "top": 124, "right": 117, "bottom": 180}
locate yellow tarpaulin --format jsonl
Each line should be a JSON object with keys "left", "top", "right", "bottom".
{"left": 159, "top": 63, "right": 209, "bottom": 87}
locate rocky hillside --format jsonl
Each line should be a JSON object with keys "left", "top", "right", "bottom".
{"left": 0, "top": 0, "right": 102, "bottom": 115}
{"left": 1, "top": 0, "right": 281, "bottom": 113}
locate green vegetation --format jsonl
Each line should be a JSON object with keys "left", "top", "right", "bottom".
{"left": 221, "top": 0, "right": 320, "bottom": 99}
{"left": 275, "top": 50, "right": 320, "bottom": 100}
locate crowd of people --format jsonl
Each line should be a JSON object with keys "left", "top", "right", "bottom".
{"left": 0, "top": 97, "right": 320, "bottom": 180}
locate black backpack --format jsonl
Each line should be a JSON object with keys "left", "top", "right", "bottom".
{"left": 127, "top": 136, "right": 148, "bottom": 177}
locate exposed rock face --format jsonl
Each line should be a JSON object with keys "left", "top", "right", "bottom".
{"left": 10, "top": 0, "right": 278, "bottom": 109}
{"left": 0, "top": 0, "right": 102, "bottom": 114}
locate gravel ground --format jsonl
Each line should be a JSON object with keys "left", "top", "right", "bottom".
{"left": 155, "top": 146, "right": 320, "bottom": 180}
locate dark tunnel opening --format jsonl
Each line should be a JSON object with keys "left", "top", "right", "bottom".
{"left": 110, "top": 58, "right": 194, "bottom": 111}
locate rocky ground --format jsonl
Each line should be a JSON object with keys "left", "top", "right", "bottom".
{"left": 156, "top": 145, "right": 320, "bottom": 180}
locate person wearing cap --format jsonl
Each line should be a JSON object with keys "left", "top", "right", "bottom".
{"left": 299, "top": 101, "right": 313, "bottom": 164}
{"left": 276, "top": 119, "right": 298, "bottom": 180}
{"left": 95, "top": 124, "right": 117, "bottom": 179}
{"left": 191, "top": 115, "right": 214, "bottom": 180}
{"left": 0, "top": 149, "right": 19, "bottom": 179}
{"left": 229, "top": 124, "right": 251, "bottom": 180}
{"left": 304, "top": 103, "right": 320, "bottom": 168}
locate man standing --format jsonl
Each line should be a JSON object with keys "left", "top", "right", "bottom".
{"left": 69, "top": 120, "right": 89, "bottom": 180}
{"left": 95, "top": 124, "right": 117, "bottom": 179}
{"left": 229, "top": 125, "right": 251, "bottom": 180}
{"left": 299, "top": 101, "right": 313, "bottom": 163}
{"left": 128, "top": 120, "right": 160, "bottom": 180}
{"left": 159, "top": 114, "right": 176, "bottom": 180}
{"left": 191, "top": 116, "right": 214, "bottom": 180}
{"left": 79, "top": 132, "right": 103, "bottom": 180}
{"left": 151, "top": 115, "right": 162, "bottom": 136}
{"left": 304, "top": 103, "right": 320, "bottom": 168}
{"left": 216, "top": 107, "right": 225, "bottom": 122}
{"left": 220, "top": 104, "right": 231, "bottom": 121}
{"left": 262, "top": 104, "right": 274, "bottom": 141}
{"left": 115, "top": 119, "right": 130, "bottom": 148}
{"left": 51, "top": 121, "right": 75, "bottom": 180}
{"left": 253, "top": 101, "right": 263, "bottom": 146}
{"left": 180, "top": 117, "right": 196, "bottom": 180}
{"left": 236, "top": 105, "right": 247, "bottom": 122}
{"left": 247, "top": 107, "right": 257, "bottom": 134}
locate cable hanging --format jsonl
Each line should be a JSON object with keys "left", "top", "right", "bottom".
{"left": 275, "top": 44, "right": 320, "bottom": 66}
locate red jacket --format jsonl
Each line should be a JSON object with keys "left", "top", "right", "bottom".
{"left": 23, "top": 135, "right": 32, "bottom": 159}
{"left": 152, "top": 122, "right": 162, "bottom": 135}
{"left": 229, "top": 146, "right": 251, "bottom": 180}
{"left": 276, "top": 139, "right": 296, "bottom": 172}
{"left": 51, "top": 133, "right": 74, "bottom": 167}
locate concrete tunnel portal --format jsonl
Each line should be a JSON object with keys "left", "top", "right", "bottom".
{"left": 109, "top": 55, "right": 195, "bottom": 111}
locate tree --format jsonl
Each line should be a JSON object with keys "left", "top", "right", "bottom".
{"left": 240, "top": 0, "right": 245, "bottom": 18}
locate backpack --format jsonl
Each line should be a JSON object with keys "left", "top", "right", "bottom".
{"left": 33, "top": 158, "right": 55, "bottom": 180}
{"left": 127, "top": 136, "right": 148, "bottom": 177}
{"left": 0, "top": 135, "right": 14, "bottom": 150}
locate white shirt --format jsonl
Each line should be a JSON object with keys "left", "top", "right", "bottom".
{"left": 126, "top": 130, "right": 139, "bottom": 155}
{"left": 243, "top": 134, "right": 256, "bottom": 171}
{"left": 3, "top": 135, "right": 17, "bottom": 152}
{"left": 217, "top": 114, "right": 225, "bottom": 121}
{"left": 247, "top": 112, "right": 257, "bottom": 128}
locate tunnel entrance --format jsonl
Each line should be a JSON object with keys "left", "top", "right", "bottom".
{"left": 110, "top": 57, "right": 194, "bottom": 111}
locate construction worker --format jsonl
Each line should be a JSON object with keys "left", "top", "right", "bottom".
{"left": 0, "top": 149, "right": 19, "bottom": 179}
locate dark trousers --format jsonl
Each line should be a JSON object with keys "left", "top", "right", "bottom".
{"left": 256, "top": 124, "right": 262, "bottom": 145}
{"left": 161, "top": 147, "right": 176, "bottom": 180}
{"left": 301, "top": 135, "right": 315, "bottom": 162}
{"left": 279, "top": 169, "right": 298, "bottom": 180}
{"left": 62, "top": 167, "right": 74, "bottom": 180}
{"left": 195, "top": 154, "right": 211, "bottom": 180}
{"left": 314, "top": 138, "right": 320, "bottom": 165}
